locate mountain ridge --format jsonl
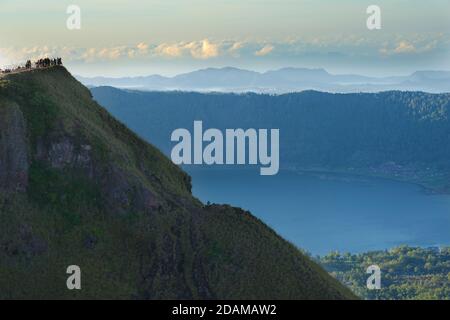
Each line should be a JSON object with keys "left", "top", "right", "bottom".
{"left": 77, "top": 67, "right": 450, "bottom": 93}
{"left": 91, "top": 86, "right": 450, "bottom": 194}
{"left": 0, "top": 66, "right": 355, "bottom": 299}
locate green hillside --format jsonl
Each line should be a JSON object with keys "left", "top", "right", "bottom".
{"left": 319, "top": 246, "right": 450, "bottom": 300}
{"left": 0, "top": 66, "right": 355, "bottom": 299}
{"left": 91, "top": 87, "right": 450, "bottom": 193}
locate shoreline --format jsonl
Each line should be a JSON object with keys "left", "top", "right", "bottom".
{"left": 186, "top": 165, "right": 450, "bottom": 195}
{"left": 285, "top": 167, "right": 450, "bottom": 196}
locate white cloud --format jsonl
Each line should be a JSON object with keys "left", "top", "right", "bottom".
{"left": 1, "top": 33, "right": 447, "bottom": 68}
{"left": 0, "top": 46, "right": 63, "bottom": 65}
{"left": 255, "top": 45, "right": 274, "bottom": 56}
{"left": 154, "top": 43, "right": 183, "bottom": 57}
{"left": 154, "top": 39, "right": 219, "bottom": 59}
{"left": 394, "top": 41, "right": 416, "bottom": 54}
{"left": 97, "top": 47, "right": 125, "bottom": 60}
{"left": 185, "top": 39, "right": 219, "bottom": 59}
{"left": 137, "top": 42, "right": 149, "bottom": 51}
{"left": 228, "top": 41, "right": 245, "bottom": 55}
{"left": 379, "top": 38, "right": 441, "bottom": 56}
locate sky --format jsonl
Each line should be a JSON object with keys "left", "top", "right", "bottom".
{"left": 1, "top": 0, "right": 449, "bottom": 77}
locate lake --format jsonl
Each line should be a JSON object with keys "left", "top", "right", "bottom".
{"left": 187, "top": 168, "right": 450, "bottom": 255}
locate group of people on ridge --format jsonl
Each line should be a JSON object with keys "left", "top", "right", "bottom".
{"left": 1, "top": 57, "right": 63, "bottom": 74}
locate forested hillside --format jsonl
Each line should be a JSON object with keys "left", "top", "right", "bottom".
{"left": 92, "top": 87, "right": 450, "bottom": 192}
{"left": 318, "top": 246, "right": 450, "bottom": 300}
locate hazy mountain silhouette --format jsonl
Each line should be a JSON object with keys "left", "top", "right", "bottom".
{"left": 78, "top": 67, "right": 450, "bottom": 93}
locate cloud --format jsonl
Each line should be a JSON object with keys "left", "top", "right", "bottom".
{"left": 129, "top": 42, "right": 150, "bottom": 57}
{"left": 1, "top": 33, "right": 447, "bottom": 68}
{"left": 80, "top": 48, "right": 97, "bottom": 62}
{"left": 136, "top": 42, "right": 149, "bottom": 51}
{"left": 229, "top": 42, "right": 245, "bottom": 52}
{"left": 98, "top": 47, "right": 125, "bottom": 60}
{"left": 228, "top": 41, "right": 245, "bottom": 57}
{"left": 185, "top": 39, "right": 219, "bottom": 59}
{"left": 228, "top": 41, "right": 245, "bottom": 52}
{"left": 80, "top": 43, "right": 154, "bottom": 61}
{"left": 80, "top": 47, "right": 128, "bottom": 62}
{"left": 379, "top": 38, "right": 442, "bottom": 56}
{"left": 154, "top": 39, "right": 219, "bottom": 59}
{"left": 154, "top": 43, "right": 183, "bottom": 57}
{"left": 255, "top": 45, "right": 274, "bottom": 56}
{"left": 0, "top": 46, "right": 64, "bottom": 65}
{"left": 394, "top": 41, "right": 416, "bottom": 54}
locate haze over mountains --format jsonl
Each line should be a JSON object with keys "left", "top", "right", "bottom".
{"left": 78, "top": 67, "right": 450, "bottom": 93}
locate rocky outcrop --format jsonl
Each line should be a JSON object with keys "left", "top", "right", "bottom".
{"left": 35, "top": 135, "right": 95, "bottom": 177}
{"left": 0, "top": 99, "right": 29, "bottom": 192}
{"left": 100, "top": 164, "right": 160, "bottom": 214}
{"left": 34, "top": 134, "right": 160, "bottom": 215}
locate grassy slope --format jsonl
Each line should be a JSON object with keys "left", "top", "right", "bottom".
{"left": 0, "top": 67, "right": 355, "bottom": 299}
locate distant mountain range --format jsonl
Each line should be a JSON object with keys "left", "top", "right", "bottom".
{"left": 78, "top": 67, "right": 450, "bottom": 93}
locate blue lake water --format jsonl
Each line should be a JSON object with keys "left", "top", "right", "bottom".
{"left": 187, "top": 168, "right": 450, "bottom": 256}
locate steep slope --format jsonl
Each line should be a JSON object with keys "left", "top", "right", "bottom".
{"left": 0, "top": 67, "right": 355, "bottom": 299}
